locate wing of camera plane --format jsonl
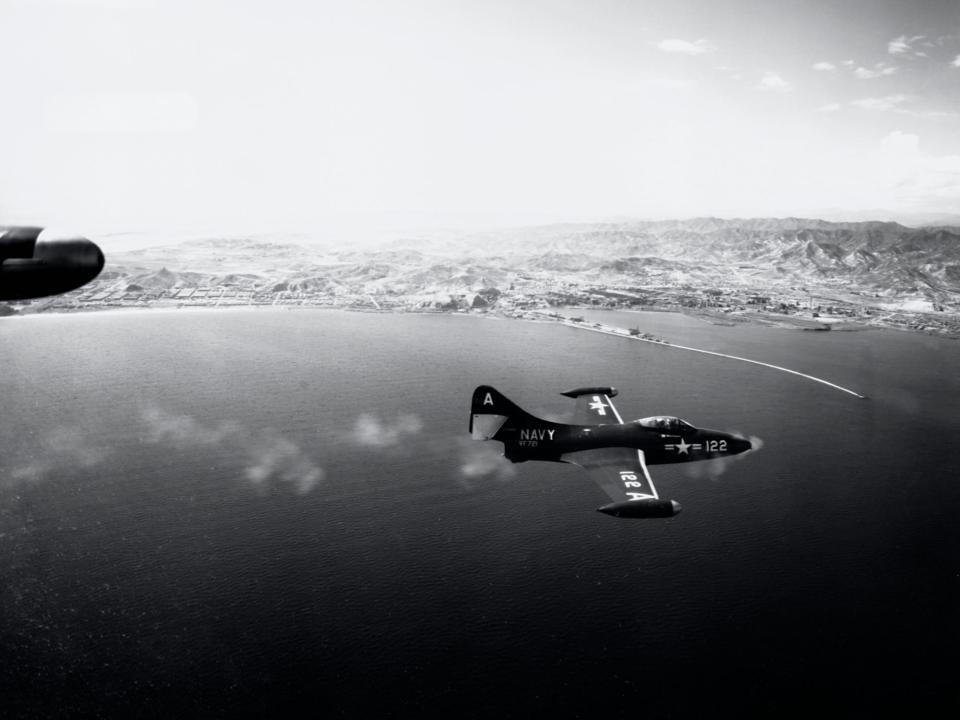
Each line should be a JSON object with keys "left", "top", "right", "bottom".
{"left": 0, "top": 226, "right": 105, "bottom": 301}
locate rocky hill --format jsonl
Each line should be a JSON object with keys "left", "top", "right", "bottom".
{"left": 98, "top": 218, "right": 960, "bottom": 307}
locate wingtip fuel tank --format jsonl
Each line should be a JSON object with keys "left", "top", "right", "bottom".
{"left": 0, "top": 226, "right": 105, "bottom": 301}
{"left": 597, "top": 499, "right": 682, "bottom": 518}
{"left": 561, "top": 386, "right": 618, "bottom": 399}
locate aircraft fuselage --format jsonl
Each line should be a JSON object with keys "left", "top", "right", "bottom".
{"left": 501, "top": 421, "right": 751, "bottom": 464}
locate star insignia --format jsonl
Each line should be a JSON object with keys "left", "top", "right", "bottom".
{"left": 588, "top": 397, "right": 607, "bottom": 415}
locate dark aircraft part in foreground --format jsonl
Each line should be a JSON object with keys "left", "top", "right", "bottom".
{"left": 0, "top": 226, "right": 105, "bottom": 301}
{"left": 598, "top": 499, "right": 682, "bottom": 518}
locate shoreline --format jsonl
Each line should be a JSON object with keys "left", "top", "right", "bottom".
{"left": 0, "top": 304, "right": 897, "bottom": 398}
{"left": 540, "top": 311, "right": 869, "bottom": 399}
{"left": 5, "top": 302, "right": 957, "bottom": 340}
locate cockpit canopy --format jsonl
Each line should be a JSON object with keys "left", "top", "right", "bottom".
{"left": 634, "top": 416, "right": 696, "bottom": 434}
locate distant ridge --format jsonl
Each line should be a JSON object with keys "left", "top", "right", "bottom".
{"left": 84, "top": 217, "right": 960, "bottom": 311}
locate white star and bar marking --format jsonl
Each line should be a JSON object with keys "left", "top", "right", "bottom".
{"left": 663, "top": 439, "right": 702, "bottom": 454}
{"left": 588, "top": 396, "right": 608, "bottom": 416}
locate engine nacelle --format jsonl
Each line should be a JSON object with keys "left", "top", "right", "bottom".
{"left": 597, "top": 499, "right": 682, "bottom": 518}
{"left": 0, "top": 227, "right": 104, "bottom": 301}
{"left": 561, "top": 386, "right": 618, "bottom": 399}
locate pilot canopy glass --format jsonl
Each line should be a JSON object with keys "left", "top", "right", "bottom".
{"left": 634, "top": 416, "right": 696, "bottom": 434}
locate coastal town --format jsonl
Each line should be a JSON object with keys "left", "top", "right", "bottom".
{"left": 7, "top": 217, "right": 960, "bottom": 338}
{"left": 13, "top": 266, "right": 960, "bottom": 339}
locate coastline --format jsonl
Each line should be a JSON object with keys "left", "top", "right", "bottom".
{"left": 6, "top": 300, "right": 958, "bottom": 340}
{"left": 529, "top": 308, "right": 869, "bottom": 399}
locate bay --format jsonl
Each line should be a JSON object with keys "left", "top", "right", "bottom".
{"left": 1, "top": 308, "right": 957, "bottom": 717}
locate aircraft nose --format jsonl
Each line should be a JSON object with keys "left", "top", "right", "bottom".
{"left": 730, "top": 436, "right": 752, "bottom": 454}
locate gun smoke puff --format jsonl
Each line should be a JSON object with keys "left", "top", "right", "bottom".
{"left": 348, "top": 412, "right": 424, "bottom": 448}
{"left": 684, "top": 432, "right": 763, "bottom": 481}
{"left": 244, "top": 429, "right": 324, "bottom": 495}
{"left": 141, "top": 406, "right": 240, "bottom": 446}
{"left": 455, "top": 437, "right": 516, "bottom": 489}
{"left": 7, "top": 426, "right": 112, "bottom": 483}
{"left": 139, "top": 406, "right": 324, "bottom": 494}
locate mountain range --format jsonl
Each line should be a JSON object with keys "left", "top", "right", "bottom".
{"left": 100, "top": 218, "right": 960, "bottom": 306}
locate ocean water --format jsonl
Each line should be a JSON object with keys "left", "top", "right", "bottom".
{"left": 0, "top": 308, "right": 957, "bottom": 718}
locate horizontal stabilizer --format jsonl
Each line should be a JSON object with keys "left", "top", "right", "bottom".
{"left": 471, "top": 413, "right": 508, "bottom": 440}
{"left": 561, "top": 386, "right": 618, "bottom": 399}
{"left": 597, "top": 499, "right": 681, "bottom": 519}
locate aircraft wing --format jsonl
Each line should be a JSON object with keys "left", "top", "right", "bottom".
{"left": 562, "top": 447, "right": 659, "bottom": 501}
{"left": 565, "top": 388, "right": 623, "bottom": 425}
{"left": 562, "top": 447, "right": 681, "bottom": 518}
{"left": 558, "top": 387, "right": 681, "bottom": 518}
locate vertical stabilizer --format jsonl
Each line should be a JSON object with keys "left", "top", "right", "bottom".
{"left": 469, "top": 385, "right": 561, "bottom": 444}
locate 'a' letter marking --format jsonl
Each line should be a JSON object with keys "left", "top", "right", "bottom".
{"left": 483, "top": 392, "right": 493, "bottom": 406}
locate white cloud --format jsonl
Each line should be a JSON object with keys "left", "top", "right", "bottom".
{"left": 888, "top": 35, "right": 925, "bottom": 55}
{"left": 881, "top": 130, "right": 920, "bottom": 154}
{"left": 850, "top": 94, "right": 955, "bottom": 119}
{"left": 756, "top": 72, "right": 791, "bottom": 92}
{"left": 854, "top": 64, "right": 897, "bottom": 79}
{"left": 852, "top": 94, "right": 909, "bottom": 111}
{"left": 656, "top": 38, "right": 715, "bottom": 55}
{"left": 812, "top": 61, "right": 836, "bottom": 71}
{"left": 842, "top": 59, "right": 855, "bottom": 66}
{"left": 952, "top": 54, "right": 960, "bottom": 68}
{"left": 903, "top": 108, "right": 958, "bottom": 120}
{"left": 875, "top": 132, "right": 960, "bottom": 207}
{"left": 817, "top": 103, "right": 841, "bottom": 113}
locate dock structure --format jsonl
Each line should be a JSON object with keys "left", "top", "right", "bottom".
{"left": 553, "top": 312, "right": 867, "bottom": 400}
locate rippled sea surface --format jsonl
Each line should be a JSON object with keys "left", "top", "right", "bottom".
{"left": 1, "top": 308, "right": 958, "bottom": 717}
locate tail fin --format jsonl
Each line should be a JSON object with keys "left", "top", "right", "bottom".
{"left": 470, "top": 385, "right": 550, "bottom": 440}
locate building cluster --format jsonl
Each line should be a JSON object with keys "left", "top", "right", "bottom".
{"left": 13, "top": 270, "right": 960, "bottom": 339}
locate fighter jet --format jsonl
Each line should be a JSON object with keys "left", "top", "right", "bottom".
{"left": 0, "top": 226, "right": 105, "bottom": 301}
{"left": 470, "top": 385, "right": 753, "bottom": 518}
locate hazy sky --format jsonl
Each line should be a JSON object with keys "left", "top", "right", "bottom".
{"left": 2, "top": 0, "right": 959, "bottom": 236}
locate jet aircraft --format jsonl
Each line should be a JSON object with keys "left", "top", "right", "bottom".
{"left": 0, "top": 226, "right": 105, "bottom": 301}
{"left": 470, "top": 385, "right": 753, "bottom": 518}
